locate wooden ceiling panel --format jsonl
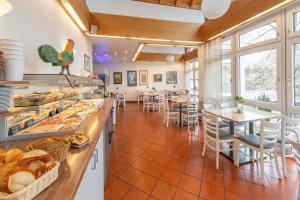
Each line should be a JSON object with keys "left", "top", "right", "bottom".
{"left": 136, "top": 52, "right": 183, "bottom": 62}
{"left": 133, "top": 0, "right": 202, "bottom": 10}
{"left": 91, "top": 13, "right": 202, "bottom": 41}
{"left": 199, "top": 0, "right": 290, "bottom": 40}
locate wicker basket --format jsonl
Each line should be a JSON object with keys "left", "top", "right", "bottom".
{"left": 26, "top": 138, "right": 70, "bottom": 162}
{"left": 0, "top": 162, "right": 60, "bottom": 200}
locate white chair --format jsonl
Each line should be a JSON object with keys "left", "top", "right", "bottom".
{"left": 234, "top": 119, "right": 282, "bottom": 185}
{"left": 289, "top": 133, "right": 300, "bottom": 200}
{"left": 202, "top": 111, "right": 235, "bottom": 169}
{"left": 117, "top": 92, "right": 126, "bottom": 108}
{"left": 163, "top": 99, "right": 179, "bottom": 127}
{"left": 142, "top": 94, "right": 153, "bottom": 112}
{"left": 278, "top": 117, "right": 300, "bottom": 177}
{"left": 137, "top": 91, "right": 144, "bottom": 104}
{"left": 154, "top": 93, "right": 165, "bottom": 112}
{"left": 182, "top": 102, "right": 199, "bottom": 129}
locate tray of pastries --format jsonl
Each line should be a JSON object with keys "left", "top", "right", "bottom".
{"left": 68, "top": 134, "right": 90, "bottom": 148}
{"left": 0, "top": 148, "right": 59, "bottom": 200}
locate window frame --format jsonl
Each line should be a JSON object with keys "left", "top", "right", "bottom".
{"left": 286, "top": 37, "right": 300, "bottom": 113}
{"left": 286, "top": 4, "right": 300, "bottom": 39}
{"left": 236, "top": 42, "right": 282, "bottom": 111}
{"left": 236, "top": 16, "right": 282, "bottom": 52}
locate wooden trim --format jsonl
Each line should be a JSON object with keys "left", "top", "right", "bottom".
{"left": 59, "top": 0, "right": 91, "bottom": 31}
{"left": 135, "top": 52, "right": 183, "bottom": 62}
{"left": 133, "top": 0, "right": 202, "bottom": 10}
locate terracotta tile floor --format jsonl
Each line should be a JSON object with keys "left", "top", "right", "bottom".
{"left": 105, "top": 103, "right": 299, "bottom": 200}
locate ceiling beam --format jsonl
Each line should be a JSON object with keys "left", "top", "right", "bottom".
{"left": 90, "top": 13, "right": 203, "bottom": 42}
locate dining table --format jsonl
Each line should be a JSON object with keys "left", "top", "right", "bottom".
{"left": 205, "top": 107, "right": 284, "bottom": 164}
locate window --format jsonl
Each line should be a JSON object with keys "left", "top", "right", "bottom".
{"left": 239, "top": 48, "right": 278, "bottom": 103}
{"left": 221, "top": 58, "right": 232, "bottom": 99}
{"left": 239, "top": 21, "right": 277, "bottom": 48}
{"left": 185, "top": 60, "right": 199, "bottom": 92}
{"left": 293, "top": 43, "right": 300, "bottom": 106}
{"left": 221, "top": 38, "right": 233, "bottom": 100}
{"left": 221, "top": 39, "right": 231, "bottom": 53}
{"left": 293, "top": 11, "right": 300, "bottom": 33}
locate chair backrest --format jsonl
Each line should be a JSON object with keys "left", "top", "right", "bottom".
{"left": 285, "top": 117, "right": 300, "bottom": 136}
{"left": 289, "top": 133, "right": 300, "bottom": 172}
{"left": 259, "top": 118, "right": 281, "bottom": 146}
{"left": 203, "top": 112, "right": 219, "bottom": 139}
{"left": 143, "top": 94, "right": 150, "bottom": 102}
{"left": 187, "top": 102, "right": 199, "bottom": 113}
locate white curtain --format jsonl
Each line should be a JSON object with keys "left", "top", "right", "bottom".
{"left": 203, "top": 38, "right": 222, "bottom": 104}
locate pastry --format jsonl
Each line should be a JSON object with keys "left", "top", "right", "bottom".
{"left": 0, "top": 148, "right": 5, "bottom": 163}
{"left": 18, "top": 150, "right": 55, "bottom": 178}
{"left": 0, "top": 162, "right": 35, "bottom": 194}
{"left": 69, "top": 134, "right": 89, "bottom": 146}
{"left": 5, "top": 149, "right": 23, "bottom": 163}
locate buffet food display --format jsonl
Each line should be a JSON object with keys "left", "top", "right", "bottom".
{"left": 14, "top": 91, "right": 77, "bottom": 107}
{"left": 17, "top": 99, "right": 103, "bottom": 136}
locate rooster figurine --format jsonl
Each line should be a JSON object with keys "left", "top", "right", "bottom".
{"left": 38, "top": 39, "right": 74, "bottom": 75}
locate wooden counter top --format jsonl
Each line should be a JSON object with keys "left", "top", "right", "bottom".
{"left": 0, "top": 98, "right": 115, "bottom": 200}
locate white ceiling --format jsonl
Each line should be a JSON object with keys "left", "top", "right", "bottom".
{"left": 90, "top": 37, "right": 186, "bottom": 64}
{"left": 142, "top": 46, "right": 185, "bottom": 54}
{"left": 86, "top": 0, "right": 205, "bottom": 24}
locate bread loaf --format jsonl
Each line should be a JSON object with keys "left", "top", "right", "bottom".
{"left": 5, "top": 149, "right": 23, "bottom": 163}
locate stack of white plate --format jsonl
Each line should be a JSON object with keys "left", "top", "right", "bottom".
{"left": 0, "top": 39, "right": 25, "bottom": 81}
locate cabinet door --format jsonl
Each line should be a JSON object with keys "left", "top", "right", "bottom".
{"left": 75, "top": 130, "right": 104, "bottom": 200}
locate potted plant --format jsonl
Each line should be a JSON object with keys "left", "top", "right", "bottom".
{"left": 234, "top": 96, "right": 245, "bottom": 113}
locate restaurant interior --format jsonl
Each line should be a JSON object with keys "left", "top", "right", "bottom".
{"left": 0, "top": 0, "right": 300, "bottom": 200}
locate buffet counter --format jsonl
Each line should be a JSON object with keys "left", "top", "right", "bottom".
{"left": 0, "top": 98, "right": 115, "bottom": 200}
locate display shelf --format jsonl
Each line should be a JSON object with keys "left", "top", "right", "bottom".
{"left": 0, "top": 80, "right": 29, "bottom": 87}
{"left": 0, "top": 107, "right": 34, "bottom": 119}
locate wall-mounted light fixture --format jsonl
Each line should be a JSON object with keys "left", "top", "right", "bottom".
{"left": 0, "top": 0, "right": 12, "bottom": 17}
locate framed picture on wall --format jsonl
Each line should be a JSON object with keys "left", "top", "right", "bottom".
{"left": 113, "top": 72, "right": 122, "bottom": 84}
{"left": 166, "top": 71, "right": 177, "bottom": 84}
{"left": 139, "top": 70, "right": 148, "bottom": 85}
{"left": 84, "top": 54, "right": 90, "bottom": 72}
{"left": 153, "top": 74, "right": 162, "bottom": 82}
{"left": 127, "top": 70, "right": 137, "bottom": 86}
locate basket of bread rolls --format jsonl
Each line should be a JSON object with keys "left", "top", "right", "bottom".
{"left": 26, "top": 138, "right": 70, "bottom": 162}
{"left": 0, "top": 148, "right": 59, "bottom": 200}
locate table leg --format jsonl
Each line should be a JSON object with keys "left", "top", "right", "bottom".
{"left": 179, "top": 103, "right": 182, "bottom": 127}
{"left": 249, "top": 121, "right": 254, "bottom": 157}
{"left": 230, "top": 121, "right": 235, "bottom": 135}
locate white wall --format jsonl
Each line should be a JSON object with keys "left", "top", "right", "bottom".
{"left": 0, "top": 0, "right": 92, "bottom": 77}
{"left": 94, "top": 62, "right": 185, "bottom": 101}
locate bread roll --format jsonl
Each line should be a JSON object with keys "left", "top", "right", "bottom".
{"left": 0, "top": 163, "right": 35, "bottom": 193}
{"left": 1, "top": 167, "right": 35, "bottom": 193}
{"left": 0, "top": 148, "right": 5, "bottom": 163}
{"left": 5, "top": 149, "right": 23, "bottom": 163}
{"left": 18, "top": 150, "right": 55, "bottom": 177}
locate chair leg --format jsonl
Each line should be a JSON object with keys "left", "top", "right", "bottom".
{"left": 216, "top": 142, "right": 220, "bottom": 170}
{"left": 235, "top": 141, "right": 240, "bottom": 167}
{"left": 202, "top": 137, "right": 206, "bottom": 157}
{"left": 259, "top": 150, "right": 265, "bottom": 185}
{"left": 273, "top": 150, "right": 282, "bottom": 179}
{"left": 166, "top": 115, "right": 169, "bottom": 127}
{"left": 282, "top": 147, "right": 287, "bottom": 178}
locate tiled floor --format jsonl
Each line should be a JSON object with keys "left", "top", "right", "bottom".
{"left": 105, "top": 103, "right": 299, "bottom": 200}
